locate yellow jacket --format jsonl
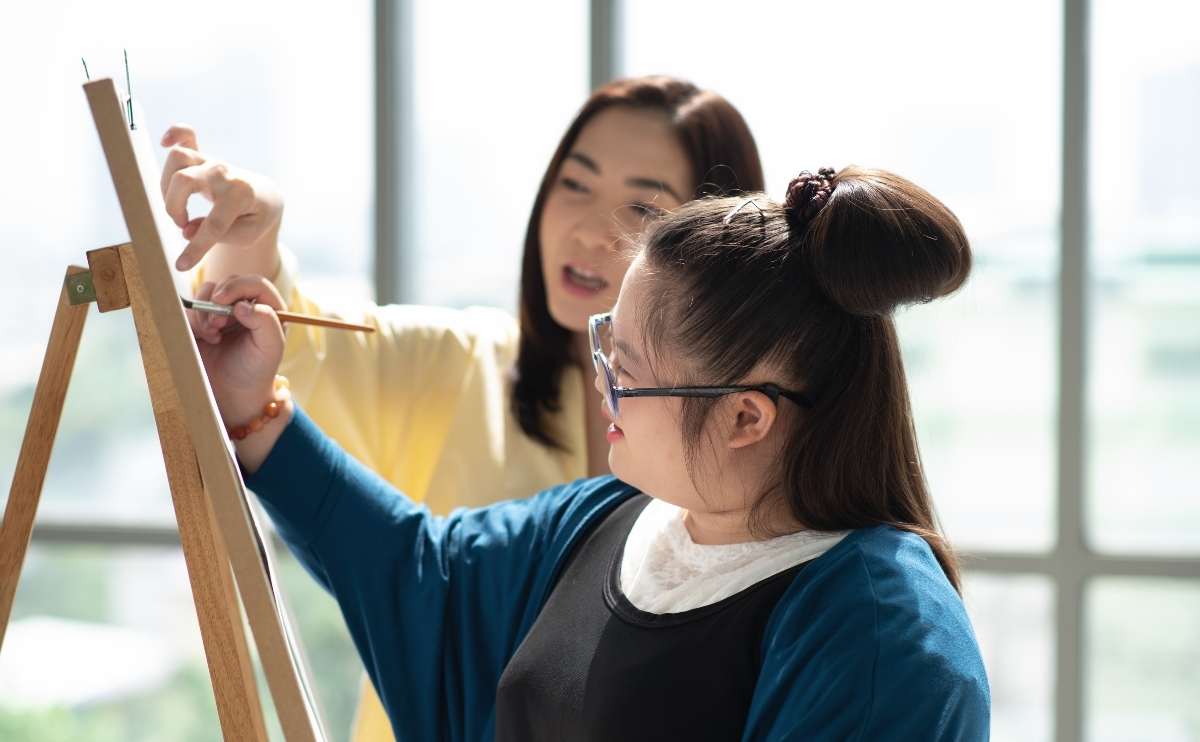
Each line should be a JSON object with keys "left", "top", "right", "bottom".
{"left": 200, "top": 253, "right": 588, "bottom": 740}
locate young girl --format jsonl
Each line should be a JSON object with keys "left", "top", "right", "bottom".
{"left": 165, "top": 76, "right": 763, "bottom": 738}
{"left": 198, "top": 166, "right": 990, "bottom": 740}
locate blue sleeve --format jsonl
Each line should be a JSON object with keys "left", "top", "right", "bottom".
{"left": 742, "top": 529, "right": 990, "bottom": 741}
{"left": 244, "top": 407, "right": 632, "bottom": 742}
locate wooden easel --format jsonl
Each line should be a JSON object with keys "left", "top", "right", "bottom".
{"left": 0, "top": 79, "right": 324, "bottom": 741}
{"left": 0, "top": 245, "right": 277, "bottom": 740}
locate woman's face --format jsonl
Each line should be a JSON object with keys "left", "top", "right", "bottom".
{"left": 539, "top": 106, "right": 692, "bottom": 333}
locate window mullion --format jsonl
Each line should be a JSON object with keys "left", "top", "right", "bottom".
{"left": 1058, "top": 0, "right": 1092, "bottom": 740}
{"left": 374, "top": 0, "right": 414, "bottom": 304}
{"left": 589, "top": 0, "right": 619, "bottom": 90}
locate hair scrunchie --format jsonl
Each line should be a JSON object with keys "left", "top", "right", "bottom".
{"left": 784, "top": 166, "right": 837, "bottom": 230}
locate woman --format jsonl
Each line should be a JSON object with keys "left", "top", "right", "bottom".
{"left": 164, "top": 76, "right": 763, "bottom": 738}
{"left": 195, "top": 166, "right": 990, "bottom": 740}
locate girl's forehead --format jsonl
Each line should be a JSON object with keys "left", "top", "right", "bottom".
{"left": 612, "top": 264, "right": 679, "bottom": 381}
{"left": 612, "top": 257, "right": 651, "bottom": 333}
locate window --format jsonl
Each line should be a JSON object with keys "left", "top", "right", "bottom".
{"left": 622, "top": 0, "right": 1062, "bottom": 555}
{"left": 616, "top": 1, "right": 1197, "bottom": 740}
{"left": 406, "top": 2, "right": 589, "bottom": 311}
{"left": 0, "top": 1, "right": 369, "bottom": 737}
{"left": 1084, "top": 1, "right": 1200, "bottom": 738}
{"left": 1087, "top": 0, "right": 1200, "bottom": 556}
{"left": 621, "top": 3, "right": 1060, "bottom": 733}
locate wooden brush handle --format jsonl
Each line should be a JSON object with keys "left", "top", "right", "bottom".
{"left": 275, "top": 311, "right": 375, "bottom": 333}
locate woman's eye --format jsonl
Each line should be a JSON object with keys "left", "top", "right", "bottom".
{"left": 627, "top": 201, "right": 664, "bottom": 217}
{"left": 561, "top": 177, "right": 588, "bottom": 194}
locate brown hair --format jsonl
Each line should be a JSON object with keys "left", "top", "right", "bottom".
{"left": 639, "top": 166, "right": 971, "bottom": 591}
{"left": 513, "top": 76, "right": 765, "bottom": 448}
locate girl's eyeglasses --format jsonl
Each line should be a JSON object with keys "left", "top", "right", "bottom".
{"left": 588, "top": 312, "right": 814, "bottom": 418}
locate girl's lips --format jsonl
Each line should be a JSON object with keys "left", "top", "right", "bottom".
{"left": 561, "top": 265, "right": 608, "bottom": 298}
{"left": 606, "top": 422, "right": 624, "bottom": 443}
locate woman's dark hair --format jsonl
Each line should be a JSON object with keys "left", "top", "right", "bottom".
{"left": 639, "top": 166, "right": 971, "bottom": 592}
{"left": 513, "top": 76, "right": 765, "bottom": 449}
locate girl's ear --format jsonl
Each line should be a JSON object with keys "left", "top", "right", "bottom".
{"left": 727, "top": 391, "right": 779, "bottom": 450}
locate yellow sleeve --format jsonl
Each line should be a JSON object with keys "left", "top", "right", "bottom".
{"left": 351, "top": 687, "right": 392, "bottom": 742}
{"left": 193, "top": 249, "right": 521, "bottom": 505}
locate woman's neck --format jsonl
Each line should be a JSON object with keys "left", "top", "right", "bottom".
{"left": 570, "top": 330, "right": 592, "bottom": 371}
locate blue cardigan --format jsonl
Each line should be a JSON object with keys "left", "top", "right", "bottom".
{"left": 246, "top": 408, "right": 990, "bottom": 741}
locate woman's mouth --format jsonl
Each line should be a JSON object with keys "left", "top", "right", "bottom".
{"left": 606, "top": 422, "right": 624, "bottom": 443}
{"left": 562, "top": 264, "right": 608, "bottom": 297}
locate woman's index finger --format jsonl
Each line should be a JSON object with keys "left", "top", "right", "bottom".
{"left": 161, "top": 124, "right": 199, "bottom": 150}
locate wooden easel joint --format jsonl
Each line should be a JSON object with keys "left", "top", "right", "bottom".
{"left": 66, "top": 243, "right": 133, "bottom": 313}
{"left": 65, "top": 272, "right": 97, "bottom": 305}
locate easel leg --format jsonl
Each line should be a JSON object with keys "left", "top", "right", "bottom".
{"left": 119, "top": 246, "right": 269, "bottom": 741}
{"left": 0, "top": 267, "right": 90, "bottom": 648}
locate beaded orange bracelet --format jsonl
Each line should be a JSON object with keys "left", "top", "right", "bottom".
{"left": 228, "top": 376, "right": 291, "bottom": 441}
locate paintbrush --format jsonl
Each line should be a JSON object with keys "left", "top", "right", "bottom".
{"left": 182, "top": 297, "right": 376, "bottom": 333}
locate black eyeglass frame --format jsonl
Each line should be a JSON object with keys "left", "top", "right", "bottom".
{"left": 588, "top": 312, "right": 815, "bottom": 417}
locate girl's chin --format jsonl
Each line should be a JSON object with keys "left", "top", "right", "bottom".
{"left": 608, "top": 452, "right": 640, "bottom": 489}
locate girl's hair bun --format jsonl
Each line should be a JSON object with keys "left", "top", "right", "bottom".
{"left": 791, "top": 166, "right": 971, "bottom": 317}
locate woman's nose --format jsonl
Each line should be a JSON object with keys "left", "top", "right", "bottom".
{"left": 573, "top": 209, "right": 621, "bottom": 253}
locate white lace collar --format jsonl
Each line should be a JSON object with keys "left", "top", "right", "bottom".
{"left": 619, "top": 497, "right": 849, "bottom": 614}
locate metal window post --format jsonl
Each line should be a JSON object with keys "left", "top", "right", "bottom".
{"left": 590, "top": 0, "right": 619, "bottom": 91}
{"left": 375, "top": 0, "right": 415, "bottom": 304}
{"left": 1057, "top": 0, "right": 1091, "bottom": 739}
